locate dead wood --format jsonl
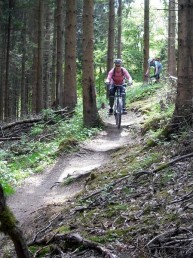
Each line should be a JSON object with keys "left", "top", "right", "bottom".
{"left": 82, "top": 174, "right": 133, "bottom": 201}
{"left": 0, "top": 108, "right": 71, "bottom": 131}
{"left": 82, "top": 152, "right": 193, "bottom": 204}
{"left": 1, "top": 118, "right": 42, "bottom": 130}
{"left": 134, "top": 152, "right": 193, "bottom": 178}
{"left": 0, "top": 137, "right": 21, "bottom": 141}
{"left": 32, "top": 212, "right": 61, "bottom": 243}
{"left": 0, "top": 184, "right": 31, "bottom": 258}
{"left": 146, "top": 225, "right": 193, "bottom": 252}
{"left": 29, "top": 232, "right": 118, "bottom": 258}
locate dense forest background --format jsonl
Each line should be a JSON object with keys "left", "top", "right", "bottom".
{"left": 2, "top": 1, "right": 193, "bottom": 257}
{"left": 0, "top": 0, "right": 169, "bottom": 123}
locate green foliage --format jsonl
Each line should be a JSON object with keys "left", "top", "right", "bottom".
{"left": 41, "top": 108, "right": 56, "bottom": 121}
{"left": 131, "top": 152, "right": 161, "bottom": 172}
{"left": 30, "top": 124, "right": 44, "bottom": 136}
{"left": 127, "top": 83, "right": 163, "bottom": 103}
{"left": 0, "top": 107, "right": 100, "bottom": 195}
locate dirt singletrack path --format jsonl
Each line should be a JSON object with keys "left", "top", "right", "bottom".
{"left": 7, "top": 110, "right": 143, "bottom": 226}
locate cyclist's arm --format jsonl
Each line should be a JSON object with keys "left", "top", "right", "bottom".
{"left": 122, "top": 68, "right": 132, "bottom": 85}
{"left": 105, "top": 68, "right": 114, "bottom": 84}
{"left": 145, "top": 67, "right": 150, "bottom": 76}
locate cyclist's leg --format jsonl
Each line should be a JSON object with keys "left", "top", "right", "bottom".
{"left": 109, "top": 84, "right": 115, "bottom": 114}
{"left": 156, "top": 67, "right": 162, "bottom": 83}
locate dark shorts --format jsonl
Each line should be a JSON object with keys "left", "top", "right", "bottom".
{"left": 109, "top": 85, "right": 126, "bottom": 96}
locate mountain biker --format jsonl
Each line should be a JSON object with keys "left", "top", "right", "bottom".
{"left": 105, "top": 59, "right": 132, "bottom": 115}
{"left": 145, "top": 57, "right": 162, "bottom": 83}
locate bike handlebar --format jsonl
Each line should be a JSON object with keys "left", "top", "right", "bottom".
{"left": 114, "top": 83, "right": 127, "bottom": 87}
{"left": 105, "top": 82, "right": 132, "bottom": 87}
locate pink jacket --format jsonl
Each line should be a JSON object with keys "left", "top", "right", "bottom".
{"left": 107, "top": 67, "right": 132, "bottom": 85}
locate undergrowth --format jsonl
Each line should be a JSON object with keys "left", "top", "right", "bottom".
{"left": 3, "top": 79, "right": 193, "bottom": 257}
{"left": 0, "top": 105, "right": 101, "bottom": 196}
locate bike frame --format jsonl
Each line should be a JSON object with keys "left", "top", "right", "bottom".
{"left": 113, "top": 84, "right": 125, "bottom": 129}
{"left": 148, "top": 75, "right": 156, "bottom": 85}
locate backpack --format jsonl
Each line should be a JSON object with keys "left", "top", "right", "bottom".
{"left": 112, "top": 68, "right": 125, "bottom": 80}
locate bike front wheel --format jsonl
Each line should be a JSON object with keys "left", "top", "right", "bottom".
{"left": 116, "top": 98, "right": 122, "bottom": 129}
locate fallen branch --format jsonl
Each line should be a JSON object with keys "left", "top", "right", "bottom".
{"left": 1, "top": 118, "right": 42, "bottom": 130}
{"left": 134, "top": 152, "right": 193, "bottom": 178}
{"left": 0, "top": 108, "right": 71, "bottom": 131}
{"left": 0, "top": 137, "right": 21, "bottom": 141}
{"left": 31, "top": 212, "right": 61, "bottom": 243}
{"left": 170, "top": 189, "right": 193, "bottom": 204}
{"left": 146, "top": 227, "right": 193, "bottom": 247}
{"left": 82, "top": 174, "right": 132, "bottom": 201}
{"left": 30, "top": 232, "right": 118, "bottom": 258}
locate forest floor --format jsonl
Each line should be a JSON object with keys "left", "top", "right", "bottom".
{"left": 7, "top": 110, "right": 143, "bottom": 226}
{"left": 0, "top": 109, "right": 144, "bottom": 257}
{"left": 2, "top": 101, "right": 193, "bottom": 258}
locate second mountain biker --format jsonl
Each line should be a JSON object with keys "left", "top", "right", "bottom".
{"left": 105, "top": 59, "right": 133, "bottom": 115}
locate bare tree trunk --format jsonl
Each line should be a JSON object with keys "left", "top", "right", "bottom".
{"left": 0, "top": 185, "right": 31, "bottom": 258}
{"left": 117, "top": 0, "right": 122, "bottom": 58}
{"left": 143, "top": 0, "right": 149, "bottom": 82}
{"left": 0, "top": 37, "right": 6, "bottom": 121}
{"left": 172, "top": 0, "right": 193, "bottom": 128}
{"left": 36, "top": 0, "right": 44, "bottom": 113}
{"left": 107, "top": 0, "right": 115, "bottom": 73}
{"left": 43, "top": 2, "right": 52, "bottom": 109}
{"left": 64, "top": 0, "right": 77, "bottom": 112}
{"left": 21, "top": 13, "right": 27, "bottom": 116}
{"left": 56, "top": 0, "right": 64, "bottom": 108}
{"left": 168, "top": 0, "right": 177, "bottom": 77}
{"left": 4, "top": 0, "right": 14, "bottom": 121}
{"left": 51, "top": 5, "right": 57, "bottom": 107}
{"left": 106, "top": 0, "right": 115, "bottom": 99}
{"left": 32, "top": 2, "right": 39, "bottom": 114}
{"left": 82, "top": 0, "right": 101, "bottom": 128}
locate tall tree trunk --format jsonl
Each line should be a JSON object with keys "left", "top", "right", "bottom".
{"left": 143, "top": 0, "right": 149, "bottom": 81}
{"left": 36, "top": 0, "right": 44, "bottom": 113}
{"left": 106, "top": 0, "right": 115, "bottom": 99}
{"left": 64, "top": 0, "right": 77, "bottom": 111}
{"left": 172, "top": 0, "right": 193, "bottom": 128}
{"left": 117, "top": 0, "right": 122, "bottom": 58}
{"left": 82, "top": 0, "right": 101, "bottom": 128}
{"left": 56, "top": 0, "right": 64, "bottom": 108}
{"left": 4, "top": 0, "right": 14, "bottom": 121}
{"left": 107, "top": 0, "right": 115, "bottom": 73}
{"left": 168, "top": 0, "right": 177, "bottom": 77}
{"left": 21, "top": 13, "right": 27, "bottom": 116}
{"left": 51, "top": 5, "right": 57, "bottom": 107}
{"left": 0, "top": 37, "right": 6, "bottom": 121}
{"left": 32, "top": 2, "right": 39, "bottom": 114}
{"left": 43, "top": 2, "right": 52, "bottom": 109}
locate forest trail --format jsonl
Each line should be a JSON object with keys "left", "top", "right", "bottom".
{"left": 7, "top": 110, "right": 143, "bottom": 227}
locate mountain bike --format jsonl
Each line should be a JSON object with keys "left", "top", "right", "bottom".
{"left": 113, "top": 84, "right": 126, "bottom": 129}
{"left": 146, "top": 74, "right": 157, "bottom": 85}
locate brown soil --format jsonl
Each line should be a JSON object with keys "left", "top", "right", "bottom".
{"left": 0, "top": 110, "right": 143, "bottom": 257}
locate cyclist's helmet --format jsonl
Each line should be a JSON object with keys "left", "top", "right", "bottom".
{"left": 148, "top": 58, "right": 154, "bottom": 64}
{"left": 114, "top": 59, "right": 122, "bottom": 65}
